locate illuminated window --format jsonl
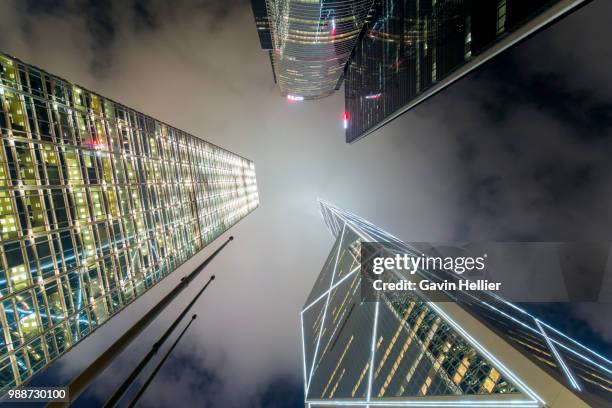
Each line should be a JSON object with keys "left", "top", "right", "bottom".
{"left": 0, "top": 53, "right": 258, "bottom": 391}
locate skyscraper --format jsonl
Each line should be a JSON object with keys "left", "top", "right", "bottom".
{"left": 302, "top": 201, "right": 611, "bottom": 407}
{"left": 250, "top": 0, "right": 277, "bottom": 84}
{"left": 0, "top": 53, "right": 259, "bottom": 392}
{"left": 251, "top": 0, "right": 375, "bottom": 100}
{"left": 251, "top": 0, "right": 589, "bottom": 141}
{"left": 344, "top": 0, "right": 589, "bottom": 142}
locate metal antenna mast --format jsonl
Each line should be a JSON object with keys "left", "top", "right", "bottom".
{"left": 47, "top": 236, "right": 233, "bottom": 408}
{"left": 104, "top": 272, "right": 216, "bottom": 407}
{"left": 127, "top": 314, "right": 198, "bottom": 408}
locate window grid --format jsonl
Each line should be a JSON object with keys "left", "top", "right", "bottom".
{"left": 0, "top": 53, "right": 258, "bottom": 390}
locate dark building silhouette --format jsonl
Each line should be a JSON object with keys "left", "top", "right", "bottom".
{"left": 250, "top": 0, "right": 589, "bottom": 141}
{"left": 345, "top": 0, "right": 589, "bottom": 142}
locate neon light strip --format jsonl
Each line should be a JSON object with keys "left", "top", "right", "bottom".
{"left": 320, "top": 200, "right": 403, "bottom": 244}
{"left": 535, "top": 319, "right": 581, "bottom": 391}
{"left": 323, "top": 207, "right": 374, "bottom": 243}
{"left": 306, "top": 223, "right": 346, "bottom": 394}
{"left": 458, "top": 284, "right": 612, "bottom": 379}
{"left": 367, "top": 298, "right": 380, "bottom": 402}
{"left": 302, "top": 264, "right": 360, "bottom": 314}
{"left": 306, "top": 400, "right": 539, "bottom": 407}
{"left": 301, "top": 312, "right": 308, "bottom": 394}
{"left": 480, "top": 301, "right": 540, "bottom": 336}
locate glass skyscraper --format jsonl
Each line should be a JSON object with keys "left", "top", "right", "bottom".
{"left": 302, "top": 201, "right": 611, "bottom": 407}
{"left": 344, "top": 0, "right": 589, "bottom": 142}
{"left": 251, "top": 0, "right": 589, "bottom": 140}
{"left": 0, "top": 53, "right": 259, "bottom": 392}
{"left": 252, "top": 0, "right": 375, "bottom": 100}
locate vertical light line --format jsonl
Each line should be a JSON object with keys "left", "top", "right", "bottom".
{"left": 300, "top": 312, "right": 309, "bottom": 397}
{"left": 535, "top": 319, "right": 581, "bottom": 391}
{"left": 302, "top": 264, "right": 360, "bottom": 314}
{"left": 366, "top": 296, "right": 380, "bottom": 403}
{"left": 307, "top": 222, "right": 346, "bottom": 394}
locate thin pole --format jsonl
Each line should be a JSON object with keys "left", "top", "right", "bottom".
{"left": 104, "top": 272, "right": 216, "bottom": 406}
{"left": 47, "top": 236, "right": 233, "bottom": 408}
{"left": 127, "top": 314, "right": 197, "bottom": 408}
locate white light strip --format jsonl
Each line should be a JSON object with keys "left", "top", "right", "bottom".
{"left": 367, "top": 298, "right": 380, "bottom": 402}
{"left": 302, "top": 264, "right": 360, "bottom": 314}
{"left": 535, "top": 319, "right": 581, "bottom": 391}
{"left": 553, "top": 339, "right": 612, "bottom": 375}
{"left": 301, "top": 312, "right": 309, "bottom": 394}
{"left": 480, "top": 301, "right": 540, "bottom": 337}
{"left": 306, "top": 400, "right": 539, "bottom": 407}
{"left": 307, "top": 223, "right": 346, "bottom": 394}
{"left": 327, "top": 210, "right": 375, "bottom": 244}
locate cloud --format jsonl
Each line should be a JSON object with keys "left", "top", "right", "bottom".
{"left": 431, "top": 41, "right": 612, "bottom": 241}
{"left": 1, "top": 0, "right": 611, "bottom": 406}
{"left": 4, "top": 1, "right": 440, "bottom": 405}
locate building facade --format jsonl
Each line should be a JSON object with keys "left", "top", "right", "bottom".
{"left": 344, "top": 0, "right": 589, "bottom": 142}
{"left": 0, "top": 53, "right": 259, "bottom": 392}
{"left": 250, "top": 0, "right": 278, "bottom": 84}
{"left": 252, "top": 0, "right": 375, "bottom": 100}
{"left": 302, "top": 201, "right": 611, "bottom": 407}
{"left": 251, "top": 0, "right": 589, "bottom": 141}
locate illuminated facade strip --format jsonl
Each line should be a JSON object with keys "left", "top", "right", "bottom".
{"left": 306, "top": 400, "right": 540, "bottom": 407}
{"left": 345, "top": 0, "right": 589, "bottom": 143}
{"left": 366, "top": 295, "right": 379, "bottom": 402}
{"left": 302, "top": 311, "right": 310, "bottom": 393}
{"left": 535, "top": 319, "right": 581, "bottom": 391}
{"left": 302, "top": 263, "right": 360, "bottom": 314}
{"left": 307, "top": 223, "right": 347, "bottom": 394}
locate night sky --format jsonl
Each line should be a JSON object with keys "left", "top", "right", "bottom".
{"left": 1, "top": 0, "right": 611, "bottom": 407}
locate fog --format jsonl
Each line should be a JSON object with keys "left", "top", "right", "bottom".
{"left": 1, "top": 0, "right": 611, "bottom": 406}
